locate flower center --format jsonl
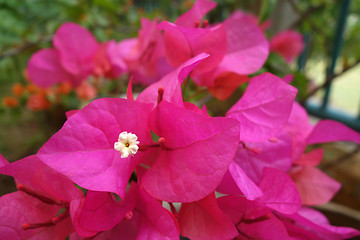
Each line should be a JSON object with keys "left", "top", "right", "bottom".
{"left": 114, "top": 131, "right": 140, "bottom": 158}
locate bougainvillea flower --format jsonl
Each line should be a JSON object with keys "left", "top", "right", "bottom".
{"left": 281, "top": 103, "right": 360, "bottom": 206}
{"left": 93, "top": 40, "right": 127, "bottom": 79}
{"left": 270, "top": 30, "right": 304, "bottom": 64}
{"left": 38, "top": 54, "right": 238, "bottom": 203}
{"left": 53, "top": 22, "right": 98, "bottom": 78}
{"left": 72, "top": 183, "right": 180, "bottom": 239}
{"left": 37, "top": 98, "right": 154, "bottom": 199}
{"left": 218, "top": 195, "right": 291, "bottom": 240}
{"left": 0, "top": 155, "right": 83, "bottom": 239}
{"left": 195, "top": 10, "right": 269, "bottom": 79}
{"left": 226, "top": 72, "right": 298, "bottom": 142}
{"left": 177, "top": 192, "right": 238, "bottom": 240}
{"left": 28, "top": 22, "right": 126, "bottom": 88}
{"left": 117, "top": 18, "right": 173, "bottom": 85}
{"left": 159, "top": 1, "right": 269, "bottom": 99}
{"left": 158, "top": 20, "right": 227, "bottom": 77}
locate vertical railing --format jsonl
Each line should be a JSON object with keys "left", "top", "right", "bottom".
{"left": 304, "top": 0, "right": 360, "bottom": 132}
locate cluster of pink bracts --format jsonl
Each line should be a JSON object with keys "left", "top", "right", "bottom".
{"left": 1, "top": 0, "right": 360, "bottom": 239}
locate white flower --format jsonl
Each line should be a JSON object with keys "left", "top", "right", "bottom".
{"left": 114, "top": 131, "right": 140, "bottom": 158}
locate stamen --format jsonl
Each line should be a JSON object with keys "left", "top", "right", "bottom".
{"left": 52, "top": 210, "right": 69, "bottom": 224}
{"left": 194, "top": 20, "right": 200, "bottom": 28}
{"left": 17, "top": 184, "right": 59, "bottom": 206}
{"left": 157, "top": 87, "right": 164, "bottom": 105}
{"left": 168, "top": 202, "right": 178, "bottom": 218}
{"left": 158, "top": 137, "right": 167, "bottom": 149}
{"left": 138, "top": 143, "right": 160, "bottom": 151}
{"left": 240, "top": 142, "right": 261, "bottom": 154}
{"left": 269, "top": 137, "right": 278, "bottom": 143}
{"left": 22, "top": 221, "right": 54, "bottom": 230}
{"left": 242, "top": 214, "right": 271, "bottom": 224}
{"left": 202, "top": 19, "right": 209, "bottom": 28}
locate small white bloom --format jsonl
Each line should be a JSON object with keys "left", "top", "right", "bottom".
{"left": 114, "top": 131, "right": 140, "bottom": 158}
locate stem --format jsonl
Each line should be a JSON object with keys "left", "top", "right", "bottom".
{"left": 321, "top": 145, "right": 360, "bottom": 170}
{"left": 17, "top": 184, "right": 60, "bottom": 206}
{"left": 301, "top": 59, "right": 360, "bottom": 104}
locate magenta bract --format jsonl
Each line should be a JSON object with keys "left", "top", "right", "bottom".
{"left": 226, "top": 72, "right": 298, "bottom": 142}
{"left": 218, "top": 195, "right": 291, "bottom": 240}
{"left": 178, "top": 192, "right": 238, "bottom": 240}
{"left": 87, "top": 183, "right": 180, "bottom": 240}
{"left": 0, "top": 155, "right": 83, "bottom": 239}
{"left": 141, "top": 100, "right": 240, "bottom": 202}
{"left": 270, "top": 30, "right": 304, "bottom": 64}
{"left": 137, "top": 53, "right": 209, "bottom": 107}
{"left": 37, "top": 98, "right": 153, "bottom": 198}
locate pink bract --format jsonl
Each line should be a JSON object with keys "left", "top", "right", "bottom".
{"left": 258, "top": 167, "right": 302, "bottom": 214}
{"left": 141, "top": 100, "right": 240, "bottom": 202}
{"left": 226, "top": 72, "right": 298, "bottom": 142}
{"left": 159, "top": 21, "right": 227, "bottom": 77}
{"left": 290, "top": 166, "right": 341, "bottom": 206}
{"left": 37, "top": 98, "right": 154, "bottom": 198}
{"left": 307, "top": 119, "right": 360, "bottom": 145}
{"left": 0, "top": 191, "right": 74, "bottom": 240}
{"left": 117, "top": 18, "right": 173, "bottom": 85}
{"left": 71, "top": 191, "right": 134, "bottom": 237}
{"left": 212, "top": 11, "right": 269, "bottom": 75}
{"left": 137, "top": 53, "right": 209, "bottom": 108}
{"left": 27, "top": 49, "right": 76, "bottom": 88}
{"left": 175, "top": 0, "right": 217, "bottom": 28}
{"left": 178, "top": 192, "right": 238, "bottom": 240}
{"left": 232, "top": 131, "right": 293, "bottom": 184}
{"left": 0, "top": 155, "right": 83, "bottom": 203}
{"left": 53, "top": 22, "right": 98, "bottom": 77}
{"left": 160, "top": 0, "right": 269, "bottom": 97}
{"left": 283, "top": 207, "right": 360, "bottom": 239}
{"left": 270, "top": 30, "right": 304, "bottom": 64}
{"left": 0, "top": 155, "right": 83, "bottom": 239}
{"left": 87, "top": 183, "right": 180, "bottom": 240}
{"left": 218, "top": 195, "right": 290, "bottom": 240}
{"left": 28, "top": 22, "right": 125, "bottom": 88}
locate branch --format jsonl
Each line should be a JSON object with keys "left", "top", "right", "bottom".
{"left": 301, "top": 59, "right": 360, "bottom": 104}
{"left": 321, "top": 145, "right": 360, "bottom": 170}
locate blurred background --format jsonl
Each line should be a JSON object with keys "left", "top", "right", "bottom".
{"left": 0, "top": 0, "right": 359, "bottom": 232}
